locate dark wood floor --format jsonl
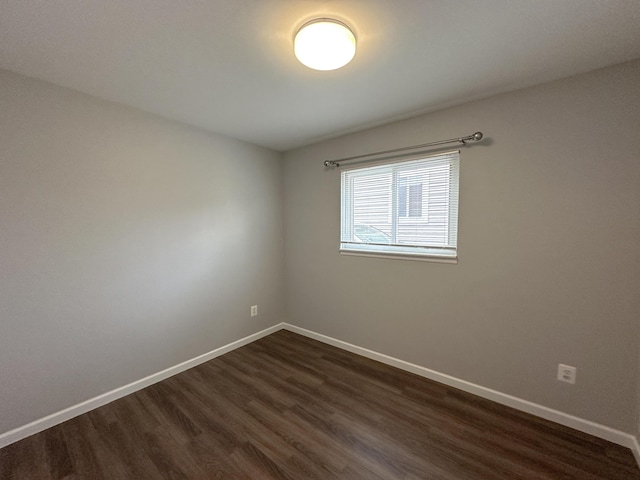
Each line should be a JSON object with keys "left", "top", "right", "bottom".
{"left": 1, "top": 330, "right": 638, "bottom": 479}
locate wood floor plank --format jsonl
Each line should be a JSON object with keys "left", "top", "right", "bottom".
{"left": 1, "top": 329, "right": 638, "bottom": 479}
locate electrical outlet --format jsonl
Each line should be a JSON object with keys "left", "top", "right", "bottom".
{"left": 557, "top": 364, "right": 576, "bottom": 384}
{"left": 250, "top": 305, "right": 258, "bottom": 317}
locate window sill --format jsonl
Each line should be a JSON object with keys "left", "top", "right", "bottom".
{"left": 339, "top": 247, "right": 458, "bottom": 264}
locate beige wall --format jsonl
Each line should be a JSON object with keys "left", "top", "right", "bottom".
{"left": 0, "top": 69, "right": 284, "bottom": 434}
{"left": 283, "top": 60, "right": 640, "bottom": 433}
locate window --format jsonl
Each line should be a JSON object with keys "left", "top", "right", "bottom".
{"left": 340, "top": 151, "right": 459, "bottom": 261}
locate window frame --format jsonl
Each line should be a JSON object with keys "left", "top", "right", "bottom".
{"left": 339, "top": 150, "right": 460, "bottom": 263}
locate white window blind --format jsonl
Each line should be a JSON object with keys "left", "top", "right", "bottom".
{"left": 340, "top": 150, "right": 459, "bottom": 261}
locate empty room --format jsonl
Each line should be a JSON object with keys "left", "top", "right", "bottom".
{"left": 1, "top": 1, "right": 640, "bottom": 479}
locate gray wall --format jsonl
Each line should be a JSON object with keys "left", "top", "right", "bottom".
{"left": 2, "top": 59, "right": 639, "bottom": 439}
{"left": 637, "top": 329, "right": 640, "bottom": 439}
{"left": 0, "top": 69, "right": 284, "bottom": 434}
{"left": 283, "top": 60, "right": 640, "bottom": 433}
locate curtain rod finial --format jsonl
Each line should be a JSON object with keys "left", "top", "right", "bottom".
{"left": 473, "top": 132, "right": 483, "bottom": 141}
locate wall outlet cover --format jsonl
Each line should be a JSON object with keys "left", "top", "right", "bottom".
{"left": 557, "top": 364, "right": 577, "bottom": 384}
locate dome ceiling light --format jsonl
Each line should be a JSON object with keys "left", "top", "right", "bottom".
{"left": 294, "top": 19, "right": 356, "bottom": 71}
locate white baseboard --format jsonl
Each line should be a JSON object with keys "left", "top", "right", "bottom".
{"left": 283, "top": 323, "right": 640, "bottom": 455}
{"left": 632, "top": 436, "right": 640, "bottom": 469}
{"left": 0, "top": 323, "right": 285, "bottom": 449}
{"left": 2, "top": 320, "right": 639, "bottom": 469}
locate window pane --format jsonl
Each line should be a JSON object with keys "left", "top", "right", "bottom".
{"left": 408, "top": 184, "right": 422, "bottom": 217}
{"left": 398, "top": 179, "right": 407, "bottom": 217}
{"left": 340, "top": 151, "right": 459, "bottom": 261}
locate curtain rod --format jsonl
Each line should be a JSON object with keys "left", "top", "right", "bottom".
{"left": 323, "top": 131, "right": 483, "bottom": 167}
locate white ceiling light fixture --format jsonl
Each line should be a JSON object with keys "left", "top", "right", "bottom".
{"left": 294, "top": 19, "right": 356, "bottom": 71}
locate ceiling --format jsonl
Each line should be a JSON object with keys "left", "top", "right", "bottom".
{"left": 1, "top": 1, "right": 639, "bottom": 152}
